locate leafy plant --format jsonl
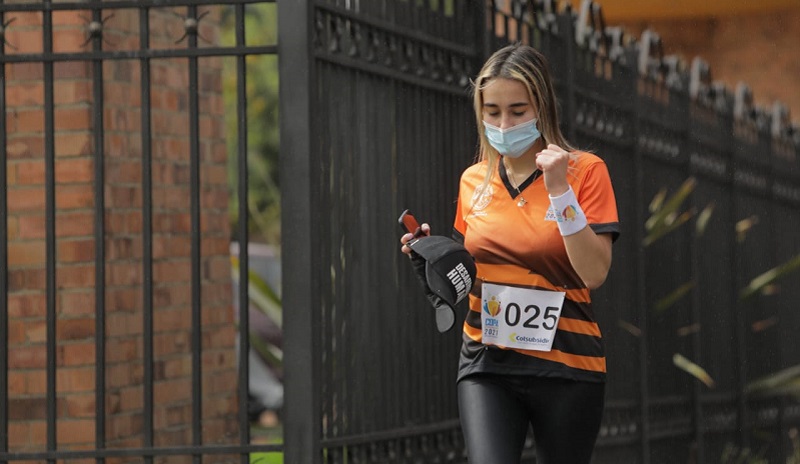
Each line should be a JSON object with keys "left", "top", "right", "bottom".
{"left": 720, "top": 443, "right": 769, "bottom": 464}
{"left": 673, "top": 353, "right": 715, "bottom": 388}
{"left": 221, "top": 3, "right": 281, "bottom": 246}
{"left": 653, "top": 280, "right": 695, "bottom": 314}
{"left": 736, "top": 215, "right": 760, "bottom": 243}
{"left": 695, "top": 201, "right": 716, "bottom": 236}
{"left": 745, "top": 364, "right": 800, "bottom": 399}
{"left": 617, "top": 319, "right": 642, "bottom": 337}
{"left": 231, "top": 255, "right": 283, "bottom": 368}
{"left": 739, "top": 253, "right": 800, "bottom": 301}
{"left": 250, "top": 452, "right": 283, "bottom": 464}
{"left": 643, "top": 177, "right": 696, "bottom": 246}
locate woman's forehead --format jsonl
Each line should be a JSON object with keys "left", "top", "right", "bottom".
{"left": 482, "top": 78, "right": 531, "bottom": 104}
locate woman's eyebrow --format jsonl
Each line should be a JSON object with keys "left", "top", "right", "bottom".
{"left": 482, "top": 102, "right": 529, "bottom": 108}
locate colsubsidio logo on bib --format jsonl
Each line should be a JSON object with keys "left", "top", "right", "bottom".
{"left": 483, "top": 295, "right": 501, "bottom": 317}
{"left": 509, "top": 332, "right": 550, "bottom": 345}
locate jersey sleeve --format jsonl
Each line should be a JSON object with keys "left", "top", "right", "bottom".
{"left": 452, "top": 173, "right": 468, "bottom": 237}
{"left": 577, "top": 159, "right": 620, "bottom": 242}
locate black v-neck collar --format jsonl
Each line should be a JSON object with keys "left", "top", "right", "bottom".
{"left": 498, "top": 162, "right": 541, "bottom": 199}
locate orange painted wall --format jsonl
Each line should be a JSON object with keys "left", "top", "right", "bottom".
{"left": 608, "top": 7, "right": 800, "bottom": 123}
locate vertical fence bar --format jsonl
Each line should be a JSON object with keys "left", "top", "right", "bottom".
{"left": 633, "top": 71, "right": 652, "bottom": 464}
{"left": 689, "top": 148, "right": 705, "bottom": 464}
{"left": 560, "top": 12, "right": 577, "bottom": 143}
{"left": 186, "top": 5, "right": 203, "bottom": 463}
{"left": 279, "top": 0, "right": 321, "bottom": 462}
{"left": 732, "top": 155, "right": 748, "bottom": 453}
{"left": 139, "top": 5, "right": 154, "bottom": 462}
{"left": 0, "top": 3, "right": 8, "bottom": 459}
{"left": 91, "top": 6, "right": 107, "bottom": 463}
{"left": 318, "top": 60, "right": 334, "bottom": 461}
{"left": 43, "top": 2, "right": 57, "bottom": 461}
{"left": 234, "top": 3, "right": 251, "bottom": 461}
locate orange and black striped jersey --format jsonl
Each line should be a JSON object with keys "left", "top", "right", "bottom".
{"left": 453, "top": 152, "right": 619, "bottom": 383}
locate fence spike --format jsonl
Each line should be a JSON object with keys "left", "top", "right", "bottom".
{"left": 710, "top": 81, "right": 730, "bottom": 112}
{"left": 605, "top": 26, "right": 626, "bottom": 63}
{"left": 689, "top": 56, "right": 710, "bottom": 100}
{"left": 637, "top": 29, "right": 663, "bottom": 78}
{"left": 734, "top": 82, "right": 753, "bottom": 120}
{"left": 662, "top": 55, "right": 685, "bottom": 90}
{"left": 575, "top": 0, "right": 592, "bottom": 47}
{"left": 771, "top": 101, "right": 791, "bottom": 138}
{"left": 534, "top": 0, "right": 559, "bottom": 31}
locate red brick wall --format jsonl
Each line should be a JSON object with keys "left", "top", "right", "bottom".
{"left": 614, "top": 8, "right": 800, "bottom": 123}
{"left": 5, "top": 7, "right": 238, "bottom": 457}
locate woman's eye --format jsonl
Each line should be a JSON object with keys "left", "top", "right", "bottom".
{"left": 512, "top": 111, "right": 526, "bottom": 117}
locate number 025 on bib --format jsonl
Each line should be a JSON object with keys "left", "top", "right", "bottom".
{"left": 481, "top": 283, "right": 566, "bottom": 351}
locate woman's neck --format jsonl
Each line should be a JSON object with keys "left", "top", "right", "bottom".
{"left": 502, "top": 139, "right": 544, "bottom": 184}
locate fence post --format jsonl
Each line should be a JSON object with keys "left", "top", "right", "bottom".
{"left": 0, "top": 16, "right": 6, "bottom": 455}
{"left": 477, "top": 0, "right": 493, "bottom": 64}
{"left": 558, "top": 10, "right": 577, "bottom": 142}
{"left": 278, "top": 0, "right": 321, "bottom": 463}
{"left": 629, "top": 41, "right": 651, "bottom": 464}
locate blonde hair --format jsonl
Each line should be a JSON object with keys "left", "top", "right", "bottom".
{"left": 471, "top": 43, "right": 575, "bottom": 187}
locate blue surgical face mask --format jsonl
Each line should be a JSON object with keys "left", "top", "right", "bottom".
{"left": 483, "top": 119, "right": 541, "bottom": 159}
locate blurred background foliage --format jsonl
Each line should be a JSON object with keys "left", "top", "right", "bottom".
{"left": 220, "top": 4, "right": 283, "bottom": 446}
{"left": 221, "top": 3, "right": 281, "bottom": 246}
{"left": 644, "top": 177, "right": 800, "bottom": 404}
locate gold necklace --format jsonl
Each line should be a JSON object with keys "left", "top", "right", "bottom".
{"left": 506, "top": 166, "right": 527, "bottom": 207}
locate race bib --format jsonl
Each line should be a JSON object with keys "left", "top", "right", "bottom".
{"left": 481, "top": 283, "right": 565, "bottom": 351}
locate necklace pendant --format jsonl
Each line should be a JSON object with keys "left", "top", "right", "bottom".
{"left": 517, "top": 197, "right": 526, "bottom": 207}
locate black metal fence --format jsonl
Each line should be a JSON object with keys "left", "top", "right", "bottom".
{"left": 279, "top": 1, "right": 483, "bottom": 462}
{"left": 4, "top": 0, "right": 800, "bottom": 463}
{"left": 281, "top": 0, "right": 800, "bottom": 463}
{"left": 1, "top": 1, "right": 279, "bottom": 462}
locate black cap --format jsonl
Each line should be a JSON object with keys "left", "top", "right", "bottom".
{"left": 407, "top": 236, "right": 477, "bottom": 332}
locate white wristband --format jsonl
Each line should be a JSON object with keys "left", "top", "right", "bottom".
{"left": 549, "top": 186, "right": 588, "bottom": 236}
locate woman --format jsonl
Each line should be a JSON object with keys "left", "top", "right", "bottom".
{"left": 401, "top": 43, "right": 619, "bottom": 463}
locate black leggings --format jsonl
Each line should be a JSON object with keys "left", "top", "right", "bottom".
{"left": 457, "top": 374, "right": 605, "bottom": 464}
